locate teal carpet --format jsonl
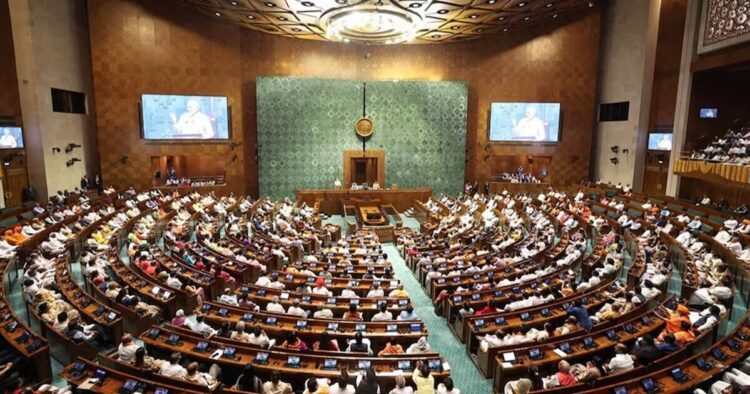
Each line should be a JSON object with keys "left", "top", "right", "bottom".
{"left": 327, "top": 213, "right": 492, "bottom": 393}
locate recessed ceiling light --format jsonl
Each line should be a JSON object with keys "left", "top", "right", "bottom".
{"left": 432, "top": 34, "right": 440, "bottom": 38}
{"left": 477, "top": 28, "right": 483, "bottom": 32}
{"left": 335, "top": 0, "right": 347, "bottom": 4}
{"left": 265, "top": 2, "right": 275, "bottom": 7}
{"left": 470, "top": 14, "right": 478, "bottom": 18}
{"left": 231, "top": 1, "right": 237, "bottom": 5}
{"left": 278, "top": 16, "right": 287, "bottom": 20}
{"left": 552, "top": 13, "right": 558, "bottom": 18}
{"left": 524, "top": 16, "right": 530, "bottom": 20}
{"left": 486, "top": 0, "right": 497, "bottom": 3}
{"left": 215, "top": 12, "right": 221, "bottom": 16}
{"left": 301, "top": 1, "right": 314, "bottom": 5}
{"left": 546, "top": 3, "right": 553, "bottom": 7}
{"left": 451, "top": 25, "right": 460, "bottom": 29}
{"left": 248, "top": 15, "right": 255, "bottom": 19}
{"left": 588, "top": 1, "right": 594, "bottom": 6}
{"left": 497, "top": 16, "right": 505, "bottom": 20}
{"left": 409, "top": 3, "right": 422, "bottom": 8}
{"left": 292, "top": 28, "right": 301, "bottom": 31}
{"left": 437, "top": 9, "right": 449, "bottom": 14}
{"left": 503, "top": 27, "right": 508, "bottom": 31}
{"left": 518, "top": 2, "right": 526, "bottom": 6}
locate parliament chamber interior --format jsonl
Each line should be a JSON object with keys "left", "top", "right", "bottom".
{"left": 2, "top": 0, "right": 750, "bottom": 393}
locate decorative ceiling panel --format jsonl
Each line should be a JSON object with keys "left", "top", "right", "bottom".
{"left": 181, "top": 0, "right": 598, "bottom": 44}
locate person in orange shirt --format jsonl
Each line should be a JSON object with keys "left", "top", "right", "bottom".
{"left": 342, "top": 304, "right": 362, "bottom": 321}
{"left": 671, "top": 321, "right": 696, "bottom": 346}
{"left": 656, "top": 304, "right": 690, "bottom": 336}
{"left": 378, "top": 337, "right": 404, "bottom": 356}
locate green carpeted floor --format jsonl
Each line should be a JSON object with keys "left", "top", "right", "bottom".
{"left": 326, "top": 213, "right": 493, "bottom": 393}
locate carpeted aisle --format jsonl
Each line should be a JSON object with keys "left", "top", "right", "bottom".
{"left": 325, "top": 214, "right": 492, "bottom": 392}
{"left": 383, "top": 244, "right": 493, "bottom": 393}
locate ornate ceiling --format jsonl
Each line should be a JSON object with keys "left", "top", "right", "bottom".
{"left": 181, "top": 0, "right": 599, "bottom": 44}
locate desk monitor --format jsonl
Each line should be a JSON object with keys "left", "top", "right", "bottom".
{"left": 287, "top": 356, "right": 301, "bottom": 367}
{"left": 255, "top": 352, "right": 269, "bottom": 363}
{"left": 397, "top": 360, "right": 410, "bottom": 370}
{"left": 386, "top": 324, "right": 397, "bottom": 332}
{"left": 324, "top": 359, "right": 337, "bottom": 369}
{"left": 357, "top": 360, "right": 371, "bottom": 370}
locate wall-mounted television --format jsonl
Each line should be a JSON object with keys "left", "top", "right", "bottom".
{"left": 489, "top": 102, "right": 561, "bottom": 143}
{"left": 0, "top": 127, "right": 24, "bottom": 149}
{"left": 140, "top": 94, "right": 229, "bottom": 141}
{"left": 648, "top": 132, "right": 673, "bottom": 151}
{"left": 699, "top": 108, "right": 718, "bottom": 119}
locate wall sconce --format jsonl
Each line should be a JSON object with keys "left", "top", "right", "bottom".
{"left": 657, "top": 154, "right": 665, "bottom": 165}
{"left": 66, "top": 157, "right": 81, "bottom": 167}
{"left": 622, "top": 148, "right": 629, "bottom": 154}
{"left": 231, "top": 154, "right": 238, "bottom": 163}
{"left": 52, "top": 147, "right": 61, "bottom": 154}
{"left": 610, "top": 145, "right": 619, "bottom": 154}
{"left": 230, "top": 142, "right": 242, "bottom": 150}
{"left": 120, "top": 155, "right": 128, "bottom": 164}
{"left": 609, "top": 157, "right": 619, "bottom": 165}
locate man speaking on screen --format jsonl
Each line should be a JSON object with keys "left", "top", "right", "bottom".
{"left": 170, "top": 99, "right": 215, "bottom": 139}
{"left": 511, "top": 106, "right": 546, "bottom": 141}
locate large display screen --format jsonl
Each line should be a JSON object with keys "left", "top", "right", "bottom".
{"left": 0, "top": 127, "right": 23, "bottom": 149}
{"left": 489, "top": 102, "right": 561, "bottom": 142}
{"left": 648, "top": 133, "right": 673, "bottom": 151}
{"left": 141, "top": 94, "right": 229, "bottom": 140}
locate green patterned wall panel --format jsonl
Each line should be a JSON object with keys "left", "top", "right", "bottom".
{"left": 257, "top": 76, "right": 467, "bottom": 199}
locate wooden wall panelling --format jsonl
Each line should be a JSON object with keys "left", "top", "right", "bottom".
{"left": 88, "top": 0, "right": 602, "bottom": 196}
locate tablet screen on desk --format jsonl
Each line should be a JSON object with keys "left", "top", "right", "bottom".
{"left": 167, "top": 334, "right": 179, "bottom": 345}
{"left": 613, "top": 386, "right": 627, "bottom": 394}
{"left": 324, "top": 359, "right": 337, "bottom": 369}
{"left": 453, "top": 296, "right": 462, "bottom": 303}
{"left": 429, "top": 359, "right": 442, "bottom": 370}
{"left": 95, "top": 369, "right": 106, "bottom": 380}
{"left": 495, "top": 317, "right": 506, "bottom": 325}
{"left": 285, "top": 356, "right": 299, "bottom": 366}
{"left": 502, "top": 352, "right": 516, "bottom": 362}
{"left": 122, "top": 379, "right": 137, "bottom": 391}
{"left": 471, "top": 294, "right": 481, "bottom": 300}
{"left": 154, "top": 387, "right": 169, "bottom": 394}
{"left": 196, "top": 341, "right": 209, "bottom": 351}
{"left": 266, "top": 317, "right": 277, "bottom": 325}
{"left": 255, "top": 352, "right": 269, "bottom": 362}
{"left": 327, "top": 323, "right": 339, "bottom": 331}
{"left": 357, "top": 360, "right": 371, "bottom": 370}
{"left": 218, "top": 308, "right": 229, "bottom": 317}
{"left": 243, "top": 313, "right": 254, "bottom": 321}
{"left": 398, "top": 360, "right": 410, "bottom": 370}
{"left": 296, "top": 320, "right": 307, "bottom": 329}
{"left": 529, "top": 348, "right": 542, "bottom": 360}
{"left": 350, "top": 299, "right": 360, "bottom": 306}
{"left": 641, "top": 378, "right": 656, "bottom": 390}
{"left": 410, "top": 323, "right": 421, "bottom": 332}
{"left": 327, "top": 298, "right": 337, "bottom": 305}
{"left": 355, "top": 324, "right": 366, "bottom": 332}
{"left": 223, "top": 347, "right": 236, "bottom": 358}
{"left": 280, "top": 292, "right": 290, "bottom": 300}
{"left": 302, "top": 296, "right": 312, "bottom": 303}
{"left": 520, "top": 312, "right": 531, "bottom": 321}
{"left": 559, "top": 342, "right": 571, "bottom": 353}
{"left": 475, "top": 319, "right": 485, "bottom": 328}
{"left": 386, "top": 324, "right": 397, "bottom": 332}
{"left": 201, "top": 304, "right": 211, "bottom": 313}
{"left": 671, "top": 367, "right": 686, "bottom": 381}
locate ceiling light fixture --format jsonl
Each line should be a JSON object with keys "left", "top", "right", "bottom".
{"left": 518, "top": 2, "right": 526, "bottom": 7}
{"left": 323, "top": 8, "right": 422, "bottom": 44}
{"left": 215, "top": 12, "right": 221, "bottom": 16}
{"left": 470, "top": 14, "right": 478, "bottom": 19}
{"left": 409, "top": 3, "right": 421, "bottom": 8}
{"left": 546, "top": 3, "right": 553, "bottom": 7}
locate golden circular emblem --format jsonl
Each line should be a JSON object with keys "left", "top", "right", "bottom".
{"left": 355, "top": 117, "right": 374, "bottom": 138}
